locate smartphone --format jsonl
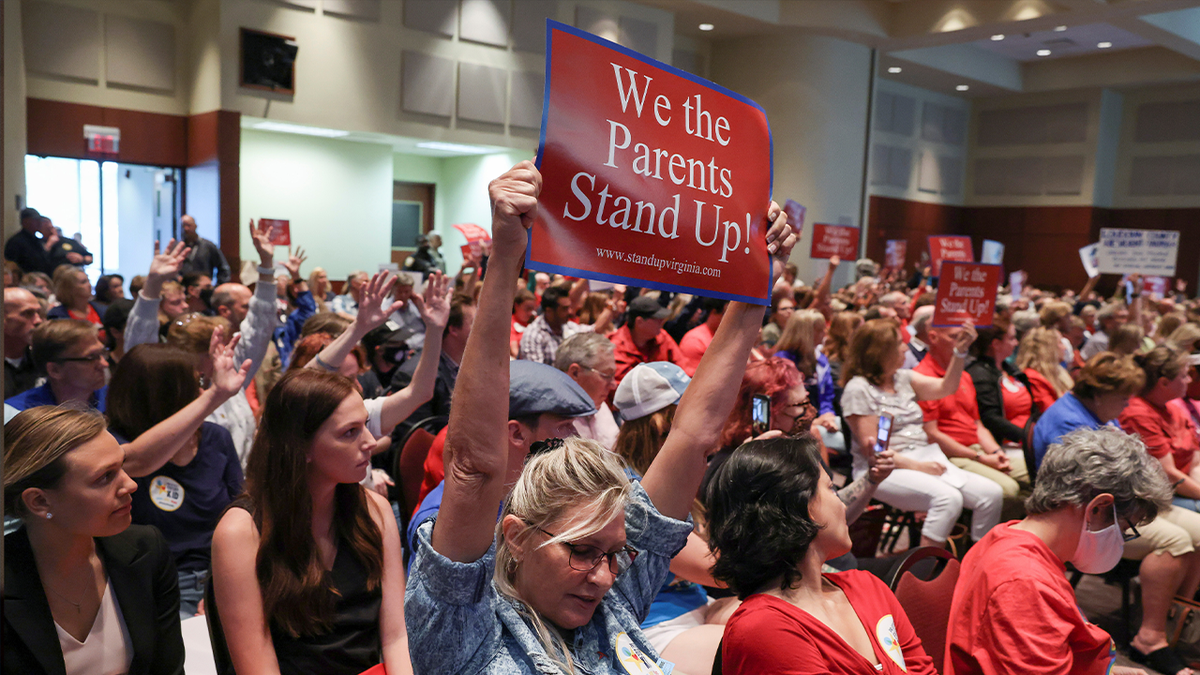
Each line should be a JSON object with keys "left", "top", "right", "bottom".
{"left": 751, "top": 394, "right": 771, "bottom": 436}
{"left": 874, "top": 413, "right": 894, "bottom": 453}
{"left": 1125, "top": 280, "right": 1135, "bottom": 299}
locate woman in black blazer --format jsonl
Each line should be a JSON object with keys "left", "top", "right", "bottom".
{"left": 966, "top": 316, "right": 1041, "bottom": 446}
{"left": 3, "top": 405, "right": 185, "bottom": 675}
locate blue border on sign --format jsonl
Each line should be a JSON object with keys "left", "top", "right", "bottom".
{"left": 929, "top": 261, "right": 1003, "bottom": 329}
{"left": 926, "top": 234, "right": 974, "bottom": 277}
{"left": 529, "top": 18, "right": 775, "bottom": 305}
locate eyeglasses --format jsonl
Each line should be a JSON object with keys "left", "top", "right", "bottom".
{"left": 55, "top": 350, "right": 110, "bottom": 364}
{"left": 1123, "top": 522, "right": 1141, "bottom": 543}
{"left": 535, "top": 526, "right": 639, "bottom": 576}
{"left": 581, "top": 365, "right": 616, "bottom": 383}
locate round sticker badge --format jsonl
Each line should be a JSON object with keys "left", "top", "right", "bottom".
{"left": 876, "top": 614, "right": 906, "bottom": 671}
{"left": 614, "top": 632, "right": 665, "bottom": 675}
{"left": 149, "top": 476, "right": 185, "bottom": 512}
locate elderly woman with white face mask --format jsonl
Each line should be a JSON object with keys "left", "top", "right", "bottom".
{"left": 946, "top": 427, "right": 1173, "bottom": 675}
{"left": 404, "top": 161, "right": 796, "bottom": 674}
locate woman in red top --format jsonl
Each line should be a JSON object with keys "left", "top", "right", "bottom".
{"left": 1120, "top": 346, "right": 1200, "bottom": 513}
{"left": 705, "top": 435, "right": 935, "bottom": 675}
{"left": 47, "top": 265, "right": 103, "bottom": 325}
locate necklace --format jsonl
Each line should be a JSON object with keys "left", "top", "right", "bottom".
{"left": 44, "top": 581, "right": 84, "bottom": 613}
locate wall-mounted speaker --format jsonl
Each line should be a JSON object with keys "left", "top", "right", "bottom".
{"left": 240, "top": 28, "right": 298, "bottom": 94}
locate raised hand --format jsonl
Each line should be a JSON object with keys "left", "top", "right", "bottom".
{"left": 829, "top": 255, "right": 841, "bottom": 268}
{"left": 953, "top": 320, "right": 977, "bottom": 355}
{"left": 148, "top": 239, "right": 191, "bottom": 283}
{"left": 764, "top": 201, "right": 797, "bottom": 287}
{"left": 208, "top": 327, "right": 252, "bottom": 400}
{"left": 868, "top": 449, "right": 895, "bottom": 484}
{"left": 283, "top": 247, "right": 307, "bottom": 280}
{"left": 353, "top": 271, "right": 403, "bottom": 333}
{"left": 487, "top": 160, "right": 541, "bottom": 259}
{"left": 248, "top": 219, "right": 275, "bottom": 266}
{"left": 413, "top": 271, "right": 451, "bottom": 331}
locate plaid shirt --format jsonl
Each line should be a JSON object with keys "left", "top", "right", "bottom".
{"left": 516, "top": 314, "right": 593, "bottom": 364}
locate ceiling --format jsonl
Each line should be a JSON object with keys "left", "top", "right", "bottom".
{"left": 647, "top": 0, "right": 1200, "bottom": 98}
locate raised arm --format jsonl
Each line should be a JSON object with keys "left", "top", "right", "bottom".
{"left": 641, "top": 204, "right": 796, "bottom": 521}
{"left": 125, "top": 239, "right": 191, "bottom": 351}
{"left": 433, "top": 161, "right": 540, "bottom": 563}
{"left": 374, "top": 272, "right": 450, "bottom": 434}
{"left": 306, "top": 271, "right": 403, "bottom": 372}
{"left": 909, "top": 321, "right": 977, "bottom": 401}
{"left": 123, "top": 328, "right": 251, "bottom": 477}
{"left": 233, "top": 220, "right": 282, "bottom": 385}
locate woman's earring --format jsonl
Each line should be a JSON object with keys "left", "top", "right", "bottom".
{"left": 45, "top": 513, "right": 53, "bottom": 519}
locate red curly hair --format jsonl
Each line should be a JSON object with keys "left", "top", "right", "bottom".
{"left": 719, "top": 357, "right": 802, "bottom": 451}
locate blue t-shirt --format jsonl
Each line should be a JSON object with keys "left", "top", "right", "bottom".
{"left": 1031, "top": 392, "right": 1121, "bottom": 467}
{"left": 124, "top": 422, "right": 243, "bottom": 573}
{"left": 407, "top": 481, "right": 445, "bottom": 559}
{"left": 5, "top": 383, "right": 107, "bottom": 412}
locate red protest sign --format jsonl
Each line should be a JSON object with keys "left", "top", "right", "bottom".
{"left": 810, "top": 224, "right": 859, "bottom": 260}
{"left": 928, "top": 235, "right": 973, "bottom": 277}
{"left": 452, "top": 223, "right": 491, "bottom": 242}
{"left": 529, "top": 21, "right": 773, "bottom": 304}
{"left": 1145, "top": 276, "right": 1169, "bottom": 298}
{"left": 886, "top": 240, "right": 907, "bottom": 269}
{"left": 932, "top": 262, "right": 1001, "bottom": 328}
{"left": 260, "top": 219, "right": 290, "bottom": 246}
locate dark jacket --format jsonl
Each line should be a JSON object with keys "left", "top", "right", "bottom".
{"left": 966, "top": 357, "right": 1040, "bottom": 445}
{"left": 5, "top": 229, "right": 54, "bottom": 275}
{"left": 180, "top": 237, "right": 232, "bottom": 285}
{"left": 4, "top": 347, "right": 40, "bottom": 399}
{"left": 3, "top": 524, "right": 185, "bottom": 675}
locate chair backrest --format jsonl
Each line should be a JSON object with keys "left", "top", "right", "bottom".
{"left": 203, "top": 570, "right": 236, "bottom": 675}
{"left": 1022, "top": 415, "right": 1039, "bottom": 485}
{"left": 887, "top": 546, "right": 960, "bottom": 675}
{"left": 395, "top": 426, "right": 437, "bottom": 522}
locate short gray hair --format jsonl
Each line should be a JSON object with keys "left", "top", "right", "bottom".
{"left": 1096, "top": 301, "right": 1125, "bottom": 324}
{"left": 880, "top": 291, "right": 907, "bottom": 308}
{"left": 554, "top": 333, "right": 614, "bottom": 372}
{"left": 1012, "top": 310, "right": 1040, "bottom": 336}
{"left": 1027, "top": 427, "right": 1171, "bottom": 524}
{"left": 910, "top": 305, "right": 934, "bottom": 333}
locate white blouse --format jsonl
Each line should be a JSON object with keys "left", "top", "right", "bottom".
{"left": 53, "top": 580, "right": 133, "bottom": 675}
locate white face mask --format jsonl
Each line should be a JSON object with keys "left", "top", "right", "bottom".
{"left": 1071, "top": 504, "right": 1126, "bottom": 574}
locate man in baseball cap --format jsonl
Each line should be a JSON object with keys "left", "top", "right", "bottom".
{"left": 610, "top": 295, "right": 685, "bottom": 389}
{"left": 407, "top": 359, "right": 596, "bottom": 552}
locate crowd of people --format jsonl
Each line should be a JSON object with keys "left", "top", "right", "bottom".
{"left": 4, "top": 164, "right": 1200, "bottom": 675}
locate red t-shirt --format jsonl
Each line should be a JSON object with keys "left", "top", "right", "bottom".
{"left": 677, "top": 322, "right": 715, "bottom": 377}
{"left": 915, "top": 355, "right": 981, "bottom": 447}
{"left": 946, "top": 522, "right": 1116, "bottom": 675}
{"left": 610, "top": 325, "right": 684, "bottom": 388}
{"left": 1119, "top": 397, "right": 1199, "bottom": 472}
{"left": 510, "top": 316, "right": 528, "bottom": 351}
{"left": 1023, "top": 368, "right": 1060, "bottom": 414}
{"left": 414, "top": 426, "right": 449, "bottom": 516}
{"left": 1000, "top": 373, "right": 1033, "bottom": 431}
{"left": 722, "top": 571, "right": 936, "bottom": 675}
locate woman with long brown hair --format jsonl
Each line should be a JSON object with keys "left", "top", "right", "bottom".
{"left": 210, "top": 368, "right": 410, "bottom": 675}
{"left": 824, "top": 311, "right": 863, "bottom": 387}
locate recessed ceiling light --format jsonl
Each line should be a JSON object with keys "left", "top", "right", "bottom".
{"left": 1054, "top": 25, "right": 1068, "bottom": 32}
{"left": 956, "top": 85, "right": 970, "bottom": 91}
{"left": 1037, "top": 49, "right": 1052, "bottom": 56}
{"left": 888, "top": 66, "right": 903, "bottom": 74}
{"left": 415, "top": 141, "right": 491, "bottom": 154}
{"left": 698, "top": 23, "right": 714, "bottom": 31}
{"left": 991, "top": 34, "right": 1005, "bottom": 41}
{"left": 1098, "top": 41, "right": 1113, "bottom": 49}
{"left": 252, "top": 121, "right": 350, "bottom": 138}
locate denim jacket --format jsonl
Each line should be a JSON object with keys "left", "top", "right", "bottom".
{"left": 405, "top": 482, "right": 692, "bottom": 674}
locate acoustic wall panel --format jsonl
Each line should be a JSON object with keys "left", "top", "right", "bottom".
{"left": 889, "top": 147, "right": 913, "bottom": 189}
{"left": 619, "top": 16, "right": 657, "bottom": 56}
{"left": 874, "top": 92, "right": 894, "bottom": 133}
{"left": 1131, "top": 155, "right": 1200, "bottom": 196}
{"left": 460, "top": 0, "right": 509, "bottom": 47}
{"left": 873, "top": 91, "right": 915, "bottom": 137}
{"left": 977, "top": 103, "right": 1087, "bottom": 146}
{"left": 921, "top": 103, "right": 946, "bottom": 144}
{"left": 917, "top": 150, "right": 940, "bottom": 193}
{"left": 939, "top": 156, "right": 963, "bottom": 195}
{"left": 324, "top": 0, "right": 382, "bottom": 21}
{"left": 973, "top": 158, "right": 1011, "bottom": 196}
{"left": 458, "top": 62, "right": 507, "bottom": 124}
{"left": 575, "top": 6, "right": 617, "bottom": 42}
{"left": 1043, "top": 156, "right": 1085, "bottom": 196}
{"left": 512, "top": 0, "right": 556, "bottom": 53}
{"left": 673, "top": 49, "right": 699, "bottom": 75}
{"left": 23, "top": 1, "right": 100, "bottom": 81}
{"left": 402, "top": 51, "right": 455, "bottom": 116}
{"left": 1135, "top": 100, "right": 1200, "bottom": 143}
{"left": 405, "top": 0, "right": 457, "bottom": 37}
{"left": 105, "top": 15, "right": 175, "bottom": 91}
{"left": 943, "top": 109, "right": 967, "bottom": 146}
{"left": 1007, "top": 158, "right": 1044, "bottom": 196}
{"left": 510, "top": 71, "right": 544, "bottom": 129}
{"left": 974, "top": 156, "right": 1085, "bottom": 196}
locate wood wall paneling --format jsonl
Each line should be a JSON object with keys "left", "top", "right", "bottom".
{"left": 27, "top": 98, "right": 187, "bottom": 166}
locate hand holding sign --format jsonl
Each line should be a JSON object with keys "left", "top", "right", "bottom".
{"left": 765, "top": 202, "right": 796, "bottom": 286}
{"left": 952, "top": 320, "right": 978, "bottom": 355}
{"left": 489, "top": 160, "right": 542, "bottom": 260}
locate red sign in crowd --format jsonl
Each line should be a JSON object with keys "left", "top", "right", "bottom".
{"left": 260, "top": 219, "right": 291, "bottom": 247}
{"left": 809, "top": 224, "right": 860, "bottom": 260}
{"left": 932, "top": 261, "right": 1001, "bottom": 328}
{"left": 928, "top": 235, "right": 974, "bottom": 277}
{"left": 529, "top": 21, "right": 774, "bottom": 304}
